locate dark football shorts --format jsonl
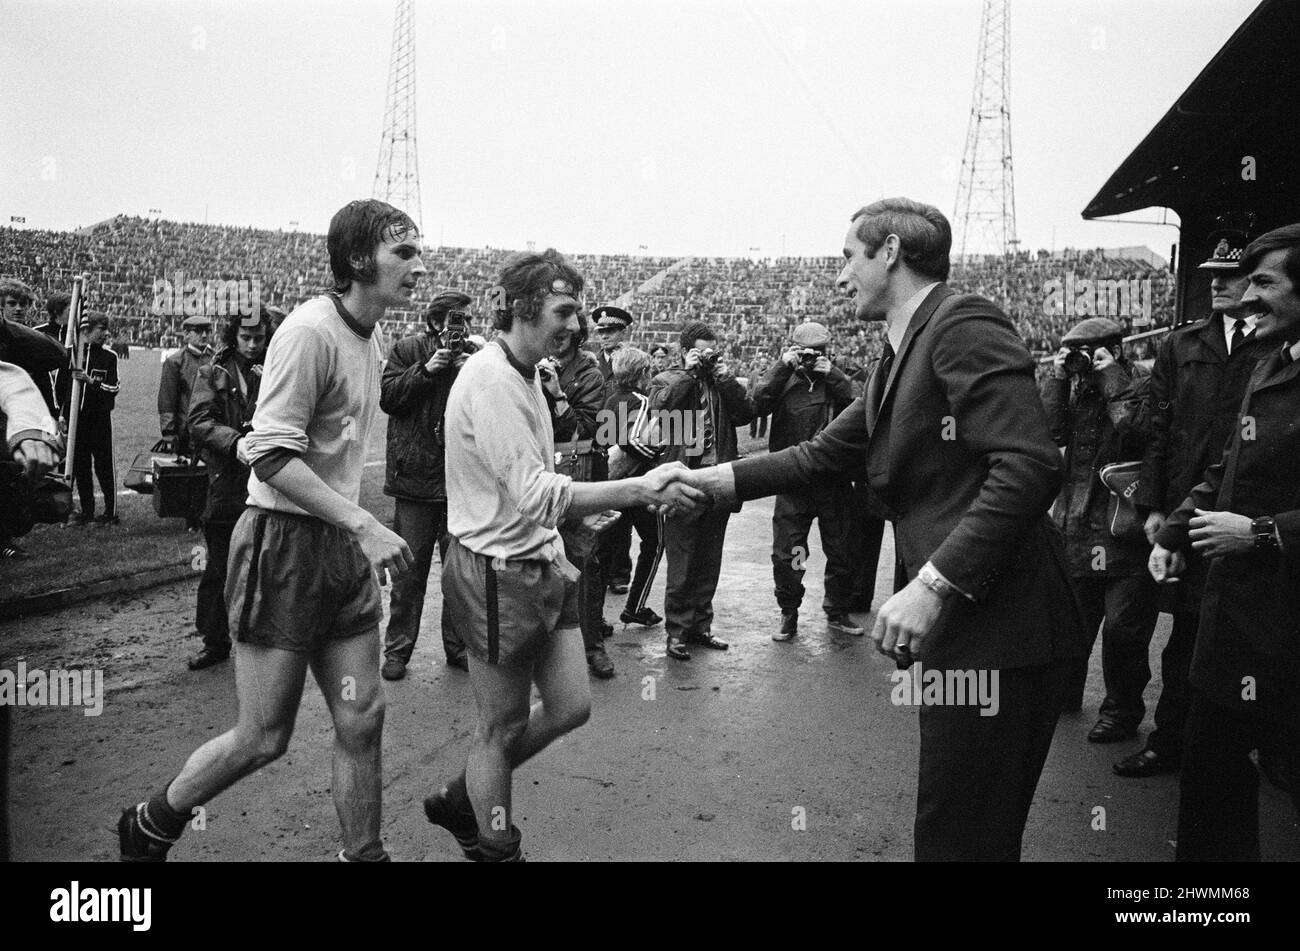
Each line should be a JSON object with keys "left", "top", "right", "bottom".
{"left": 442, "top": 536, "right": 580, "bottom": 669}
{"left": 224, "top": 506, "right": 382, "bottom": 652}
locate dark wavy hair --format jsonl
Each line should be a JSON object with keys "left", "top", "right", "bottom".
{"left": 327, "top": 199, "right": 419, "bottom": 293}
{"left": 488, "top": 248, "right": 584, "bottom": 331}
{"left": 1240, "top": 223, "right": 1300, "bottom": 291}
{"left": 679, "top": 320, "right": 716, "bottom": 352}
{"left": 851, "top": 197, "right": 952, "bottom": 282}
{"left": 220, "top": 304, "right": 275, "bottom": 354}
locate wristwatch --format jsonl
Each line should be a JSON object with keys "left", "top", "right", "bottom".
{"left": 917, "top": 562, "right": 957, "bottom": 600}
{"left": 1251, "top": 515, "right": 1279, "bottom": 551}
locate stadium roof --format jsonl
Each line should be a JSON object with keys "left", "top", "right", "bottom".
{"left": 1082, "top": 0, "right": 1300, "bottom": 224}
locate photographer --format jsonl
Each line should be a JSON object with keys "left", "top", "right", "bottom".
{"left": 183, "top": 306, "right": 274, "bottom": 671}
{"left": 1042, "top": 316, "right": 1158, "bottom": 744}
{"left": 539, "top": 311, "right": 617, "bottom": 678}
{"left": 650, "top": 320, "right": 756, "bottom": 660}
{"left": 378, "top": 291, "right": 476, "bottom": 680}
{"left": 752, "top": 321, "right": 860, "bottom": 641}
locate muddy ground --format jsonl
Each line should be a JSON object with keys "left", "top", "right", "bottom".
{"left": 4, "top": 498, "right": 1298, "bottom": 862}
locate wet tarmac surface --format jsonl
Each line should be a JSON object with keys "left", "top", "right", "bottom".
{"left": 5, "top": 497, "right": 1298, "bottom": 861}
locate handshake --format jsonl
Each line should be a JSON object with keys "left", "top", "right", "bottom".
{"left": 637, "top": 461, "right": 716, "bottom": 518}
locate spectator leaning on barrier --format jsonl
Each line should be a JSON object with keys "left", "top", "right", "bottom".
{"left": 183, "top": 306, "right": 275, "bottom": 672}
{"left": 1121, "top": 227, "right": 1270, "bottom": 779}
{"left": 1041, "top": 316, "right": 1157, "bottom": 744}
{"left": 752, "top": 319, "right": 861, "bottom": 642}
{"left": 379, "top": 290, "right": 478, "bottom": 681}
{"left": 56, "top": 313, "right": 120, "bottom": 526}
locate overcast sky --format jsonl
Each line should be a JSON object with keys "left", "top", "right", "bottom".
{"left": 0, "top": 0, "right": 1257, "bottom": 258}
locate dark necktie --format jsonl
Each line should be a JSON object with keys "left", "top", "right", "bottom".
{"left": 1230, "top": 318, "right": 1246, "bottom": 354}
{"left": 698, "top": 383, "right": 714, "bottom": 455}
{"left": 871, "top": 341, "right": 895, "bottom": 417}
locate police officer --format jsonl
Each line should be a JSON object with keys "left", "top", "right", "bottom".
{"left": 1122, "top": 227, "right": 1270, "bottom": 777}
{"left": 752, "top": 321, "right": 861, "bottom": 640}
{"left": 591, "top": 304, "right": 634, "bottom": 593}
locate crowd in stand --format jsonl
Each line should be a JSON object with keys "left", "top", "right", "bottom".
{"left": 1, "top": 216, "right": 1175, "bottom": 370}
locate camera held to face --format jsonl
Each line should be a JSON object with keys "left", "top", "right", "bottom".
{"left": 1062, "top": 346, "right": 1094, "bottom": 376}
{"left": 798, "top": 348, "right": 822, "bottom": 373}
{"left": 444, "top": 312, "right": 472, "bottom": 355}
{"left": 695, "top": 348, "right": 720, "bottom": 376}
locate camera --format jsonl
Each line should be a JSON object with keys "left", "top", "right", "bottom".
{"left": 1062, "top": 346, "right": 1093, "bottom": 376}
{"left": 444, "top": 311, "right": 471, "bottom": 355}
{"left": 798, "top": 348, "right": 821, "bottom": 373}
{"left": 696, "top": 348, "right": 720, "bottom": 374}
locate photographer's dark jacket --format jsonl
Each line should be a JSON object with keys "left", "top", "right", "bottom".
{"left": 752, "top": 360, "right": 854, "bottom": 453}
{"left": 649, "top": 366, "right": 756, "bottom": 472}
{"left": 189, "top": 348, "right": 262, "bottom": 523}
{"left": 551, "top": 349, "right": 606, "bottom": 443}
{"left": 1040, "top": 360, "right": 1151, "bottom": 577}
{"left": 381, "top": 331, "right": 461, "bottom": 502}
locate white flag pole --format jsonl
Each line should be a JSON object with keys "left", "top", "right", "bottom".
{"left": 61, "top": 274, "right": 88, "bottom": 481}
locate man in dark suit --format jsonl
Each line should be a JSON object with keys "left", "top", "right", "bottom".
{"left": 1121, "top": 228, "right": 1269, "bottom": 777}
{"left": 1150, "top": 223, "right": 1300, "bottom": 861}
{"left": 681, "top": 197, "right": 1084, "bottom": 860}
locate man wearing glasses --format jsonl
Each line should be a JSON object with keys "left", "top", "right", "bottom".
{"left": 378, "top": 290, "right": 478, "bottom": 680}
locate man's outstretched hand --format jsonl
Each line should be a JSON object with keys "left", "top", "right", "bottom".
{"left": 642, "top": 462, "right": 710, "bottom": 517}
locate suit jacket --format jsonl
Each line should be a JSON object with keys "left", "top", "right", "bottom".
{"left": 731, "top": 285, "right": 1085, "bottom": 671}
{"left": 1154, "top": 345, "right": 1300, "bottom": 728}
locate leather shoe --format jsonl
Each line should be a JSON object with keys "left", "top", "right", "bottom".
{"left": 826, "top": 612, "right": 864, "bottom": 636}
{"left": 773, "top": 611, "right": 797, "bottom": 642}
{"left": 186, "top": 647, "right": 229, "bottom": 671}
{"left": 381, "top": 657, "right": 407, "bottom": 681}
{"left": 666, "top": 638, "right": 691, "bottom": 661}
{"left": 1113, "top": 748, "right": 1179, "bottom": 778}
{"left": 1087, "top": 717, "right": 1137, "bottom": 743}
{"left": 586, "top": 646, "right": 615, "bottom": 679}
{"left": 687, "top": 632, "right": 729, "bottom": 651}
{"left": 446, "top": 654, "right": 469, "bottom": 672}
{"left": 620, "top": 607, "right": 663, "bottom": 627}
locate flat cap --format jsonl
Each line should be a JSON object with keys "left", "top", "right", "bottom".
{"left": 791, "top": 321, "right": 830, "bottom": 348}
